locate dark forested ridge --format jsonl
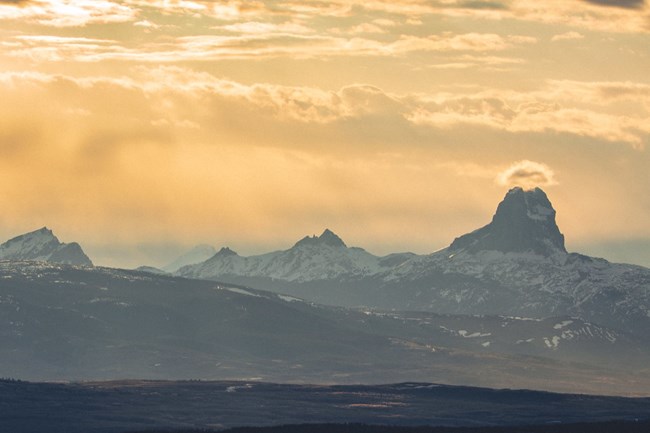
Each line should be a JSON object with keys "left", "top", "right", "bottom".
{"left": 130, "top": 420, "right": 650, "bottom": 433}
{"left": 2, "top": 380, "right": 650, "bottom": 433}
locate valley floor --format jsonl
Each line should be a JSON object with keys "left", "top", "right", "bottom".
{"left": 136, "top": 420, "right": 650, "bottom": 433}
{"left": 2, "top": 380, "right": 650, "bottom": 433}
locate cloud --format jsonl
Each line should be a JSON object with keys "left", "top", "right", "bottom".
{"left": 134, "top": 19, "right": 160, "bottom": 29}
{"left": 127, "top": 0, "right": 273, "bottom": 21}
{"left": 427, "top": 54, "right": 524, "bottom": 69}
{"left": 0, "top": 67, "right": 648, "bottom": 266}
{"left": 408, "top": 0, "right": 650, "bottom": 33}
{"left": 0, "top": 0, "right": 136, "bottom": 27}
{"left": 551, "top": 31, "right": 584, "bottom": 42}
{"left": 405, "top": 79, "right": 650, "bottom": 148}
{"left": 459, "top": 1, "right": 508, "bottom": 9}
{"left": 218, "top": 21, "right": 313, "bottom": 34}
{"left": 496, "top": 160, "right": 558, "bottom": 189}
{"left": 582, "top": 0, "right": 645, "bottom": 9}
{"left": 543, "top": 80, "right": 650, "bottom": 106}
{"left": 1, "top": 0, "right": 648, "bottom": 34}
{"left": 3, "top": 31, "right": 537, "bottom": 63}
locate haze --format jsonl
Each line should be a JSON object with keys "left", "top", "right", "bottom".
{"left": 0, "top": 0, "right": 648, "bottom": 268}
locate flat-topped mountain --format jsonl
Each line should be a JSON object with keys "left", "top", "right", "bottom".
{"left": 0, "top": 227, "right": 92, "bottom": 266}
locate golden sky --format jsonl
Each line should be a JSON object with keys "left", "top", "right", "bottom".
{"left": 0, "top": 0, "right": 649, "bottom": 268}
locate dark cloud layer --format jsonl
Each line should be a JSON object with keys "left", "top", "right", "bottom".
{"left": 583, "top": 0, "right": 645, "bottom": 9}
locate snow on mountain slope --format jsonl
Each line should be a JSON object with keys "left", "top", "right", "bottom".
{"left": 162, "top": 244, "right": 217, "bottom": 273}
{"left": 178, "top": 229, "right": 413, "bottom": 283}
{"left": 0, "top": 227, "right": 92, "bottom": 266}
{"left": 373, "top": 187, "right": 650, "bottom": 333}
{"left": 379, "top": 249, "right": 650, "bottom": 334}
{"left": 448, "top": 187, "right": 566, "bottom": 256}
{"left": 177, "top": 188, "right": 650, "bottom": 338}
{"left": 2, "top": 260, "right": 650, "bottom": 394}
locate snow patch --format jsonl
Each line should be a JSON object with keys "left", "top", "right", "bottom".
{"left": 222, "top": 287, "right": 261, "bottom": 298}
{"left": 226, "top": 384, "right": 254, "bottom": 393}
{"left": 553, "top": 320, "right": 573, "bottom": 330}
{"left": 527, "top": 204, "right": 553, "bottom": 221}
{"left": 543, "top": 336, "right": 561, "bottom": 349}
{"left": 278, "top": 294, "right": 302, "bottom": 303}
{"left": 458, "top": 330, "right": 492, "bottom": 338}
{"left": 516, "top": 338, "right": 534, "bottom": 344}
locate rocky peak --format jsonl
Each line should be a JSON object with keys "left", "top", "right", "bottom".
{"left": 0, "top": 227, "right": 93, "bottom": 266}
{"left": 215, "top": 246, "right": 238, "bottom": 257}
{"left": 294, "top": 229, "right": 347, "bottom": 249}
{"left": 449, "top": 187, "right": 566, "bottom": 256}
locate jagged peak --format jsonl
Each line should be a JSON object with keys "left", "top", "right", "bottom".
{"left": 449, "top": 187, "right": 566, "bottom": 256}
{"left": 0, "top": 227, "right": 93, "bottom": 266}
{"left": 215, "top": 246, "right": 238, "bottom": 257}
{"left": 4, "top": 226, "right": 59, "bottom": 245}
{"left": 294, "top": 229, "right": 347, "bottom": 248}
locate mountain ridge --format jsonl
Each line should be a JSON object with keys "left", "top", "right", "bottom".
{"left": 0, "top": 227, "right": 92, "bottom": 266}
{"left": 177, "top": 228, "right": 412, "bottom": 283}
{"left": 177, "top": 188, "right": 650, "bottom": 338}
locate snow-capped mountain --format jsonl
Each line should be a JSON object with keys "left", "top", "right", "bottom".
{"left": 178, "top": 188, "right": 650, "bottom": 338}
{"left": 162, "top": 244, "right": 217, "bottom": 273}
{"left": 372, "top": 187, "right": 650, "bottom": 334}
{"left": 0, "top": 227, "right": 92, "bottom": 266}
{"left": 178, "top": 229, "right": 414, "bottom": 283}
{"left": 448, "top": 187, "right": 566, "bottom": 256}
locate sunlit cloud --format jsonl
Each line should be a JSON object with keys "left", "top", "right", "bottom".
{"left": 218, "top": 21, "right": 313, "bottom": 34}
{"left": 551, "top": 31, "right": 585, "bottom": 41}
{"left": 134, "top": 19, "right": 160, "bottom": 29}
{"left": 3, "top": 67, "right": 647, "bottom": 152}
{"left": 0, "top": 0, "right": 648, "bottom": 267}
{"left": 7, "top": 35, "right": 128, "bottom": 62}
{"left": 426, "top": 54, "right": 524, "bottom": 69}
{"left": 545, "top": 80, "right": 650, "bottom": 103}
{"left": 496, "top": 160, "right": 558, "bottom": 189}
{"left": 128, "top": 0, "right": 270, "bottom": 21}
{"left": 3, "top": 31, "right": 538, "bottom": 62}
{"left": 0, "top": 0, "right": 136, "bottom": 27}
{"left": 408, "top": 98, "right": 649, "bottom": 148}
{"left": 0, "top": 0, "right": 647, "bottom": 34}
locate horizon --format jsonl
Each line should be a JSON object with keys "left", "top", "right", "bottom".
{"left": 0, "top": 0, "right": 648, "bottom": 269}
{"left": 2, "top": 184, "right": 649, "bottom": 269}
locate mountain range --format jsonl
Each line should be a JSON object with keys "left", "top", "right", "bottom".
{"left": 177, "top": 187, "right": 650, "bottom": 338}
{"left": 1, "top": 187, "right": 649, "bottom": 394}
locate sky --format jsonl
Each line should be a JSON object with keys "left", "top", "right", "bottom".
{"left": 0, "top": 0, "right": 649, "bottom": 269}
